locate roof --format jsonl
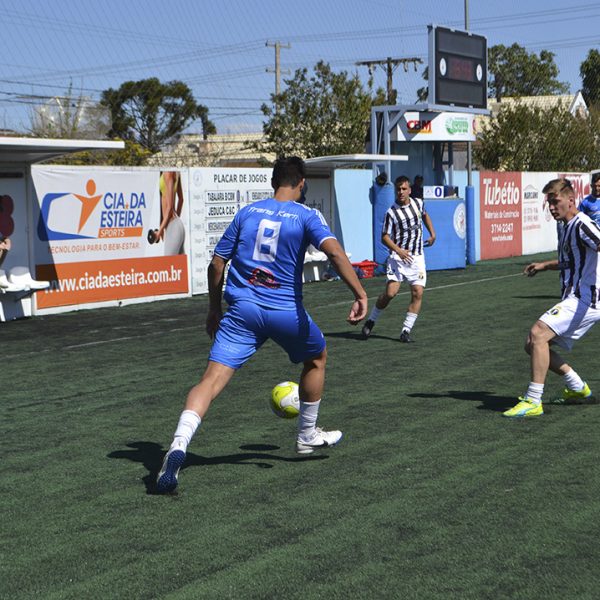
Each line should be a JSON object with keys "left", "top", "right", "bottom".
{"left": 304, "top": 153, "right": 408, "bottom": 172}
{"left": 486, "top": 92, "right": 588, "bottom": 117}
{"left": 0, "top": 136, "right": 124, "bottom": 164}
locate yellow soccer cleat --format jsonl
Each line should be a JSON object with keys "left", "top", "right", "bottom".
{"left": 503, "top": 397, "right": 544, "bottom": 418}
{"left": 560, "top": 382, "right": 593, "bottom": 404}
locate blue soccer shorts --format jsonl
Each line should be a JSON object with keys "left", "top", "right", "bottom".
{"left": 209, "top": 300, "right": 326, "bottom": 369}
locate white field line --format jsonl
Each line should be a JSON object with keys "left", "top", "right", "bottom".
{"left": 323, "top": 271, "right": 523, "bottom": 309}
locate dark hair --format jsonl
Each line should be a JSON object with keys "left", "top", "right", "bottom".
{"left": 591, "top": 172, "right": 600, "bottom": 185}
{"left": 542, "top": 177, "right": 574, "bottom": 196}
{"left": 394, "top": 175, "right": 411, "bottom": 187}
{"left": 272, "top": 157, "right": 306, "bottom": 189}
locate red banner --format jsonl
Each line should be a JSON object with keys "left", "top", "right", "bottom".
{"left": 479, "top": 171, "right": 522, "bottom": 260}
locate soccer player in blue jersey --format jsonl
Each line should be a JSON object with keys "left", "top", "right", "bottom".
{"left": 157, "top": 157, "right": 368, "bottom": 493}
{"left": 504, "top": 178, "right": 600, "bottom": 417}
{"left": 579, "top": 171, "right": 600, "bottom": 226}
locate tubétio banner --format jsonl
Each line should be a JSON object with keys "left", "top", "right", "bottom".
{"left": 479, "top": 171, "right": 523, "bottom": 260}
{"left": 32, "top": 167, "right": 189, "bottom": 309}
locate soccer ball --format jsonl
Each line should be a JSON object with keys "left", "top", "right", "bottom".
{"left": 270, "top": 381, "right": 300, "bottom": 419}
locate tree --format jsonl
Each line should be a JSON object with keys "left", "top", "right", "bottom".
{"left": 580, "top": 49, "right": 600, "bottom": 108}
{"left": 474, "top": 102, "right": 600, "bottom": 171}
{"left": 29, "top": 83, "right": 111, "bottom": 139}
{"left": 47, "top": 139, "right": 153, "bottom": 166}
{"left": 101, "top": 78, "right": 215, "bottom": 152}
{"left": 416, "top": 66, "right": 429, "bottom": 102}
{"left": 488, "top": 44, "right": 569, "bottom": 101}
{"left": 255, "top": 61, "right": 373, "bottom": 158}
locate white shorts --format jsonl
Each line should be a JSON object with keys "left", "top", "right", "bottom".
{"left": 538, "top": 294, "right": 600, "bottom": 350}
{"left": 386, "top": 253, "right": 427, "bottom": 287}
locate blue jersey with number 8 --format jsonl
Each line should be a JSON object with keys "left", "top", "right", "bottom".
{"left": 214, "top": 198, "right": 334, "bottom": 309}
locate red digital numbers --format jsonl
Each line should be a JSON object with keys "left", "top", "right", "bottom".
{"left": 448, "top": 57, "right": 474, "bottom": 82}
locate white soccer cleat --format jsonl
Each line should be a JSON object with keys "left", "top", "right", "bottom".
{"left": 295, "top": 427, "right": 343, "bottom": 454}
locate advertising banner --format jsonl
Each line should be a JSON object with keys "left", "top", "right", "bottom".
{"left": 559, "top": 172, "right": 590, "bottom": 202}
{"left": 32, "top": 167, "right": 189, "bottom": 309}
{"left": 189, "top": 167, "right": 272, "bottom": 295}
{"left": 394, "top": 111, "right": 476, "bottom": 142}
{"left": 521, "top": 172, "right": 558, "bottom": 255}
{"left": 479, "top": 171, "right": 522, "bottom": 259}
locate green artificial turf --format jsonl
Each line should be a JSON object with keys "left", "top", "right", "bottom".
{"left": 2, "top": 253, "right": 600, "bottom": 599}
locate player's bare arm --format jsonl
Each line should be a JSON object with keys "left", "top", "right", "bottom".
{"left": 320, "top": 237, "right": 368, "bottom": 324}
{"left": 423, "top": 213, "right": 436, "bottom": 247}
{"left": 524, "top": 259, "right": 559, "bottom": 277}
{"left": 206, "top": 255, "right": 227, "bottom": 337}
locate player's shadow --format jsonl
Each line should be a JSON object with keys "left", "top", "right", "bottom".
{"left": 107, "top": 441, "right": 327, "bottom": 495}
{"left": 324, "top": 330, "right": 398, "bottom": 342}
{"left": 406, "top": 390, "right": 515, "bottom": 412}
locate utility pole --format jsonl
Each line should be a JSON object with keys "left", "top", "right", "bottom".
{"left": 266, "top": 40, "right": 291, "bottom": 98}
{"left": 356, "top": 56, "right": 422, "bottom": 104}
{"left": 464, "top": 0, "right": 472, "bottom": 187}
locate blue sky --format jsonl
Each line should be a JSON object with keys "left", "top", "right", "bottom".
{"left": 0, "top": 0, "right": 597, "bottom": 135}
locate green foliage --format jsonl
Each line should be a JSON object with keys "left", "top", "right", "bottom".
{"left": 474, "top": 102, "right": 600, "bottom": 171}
{"left": 488, "top": 44, "right": 569, "bottom": 100}
{"left": 580, "top": 49, "right": 600, "bottom": 108}
{"left": 101, "top": 77, "right": 216, "bottom": 152}
{"left": 47, "top": 139, "right": 153, "bottom": 166}
{"left": 255, "top": 61, "right": 373, "bottom": 158}
{"left": 416, "top": 66, "right": 429, "bottom": 102}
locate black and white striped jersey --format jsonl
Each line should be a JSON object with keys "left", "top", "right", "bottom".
{"left": 558, "top": 211, "right": 600, "bottom": 307}
{"left": 383, "top": 198, "right": 426, "bottom": 256}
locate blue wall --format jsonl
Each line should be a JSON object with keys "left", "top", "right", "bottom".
{"left": 423, "top": 199, "right": 466, "bottom": 270}
{"left": 333, "top": 168, "right": 481, "bottom": 267}
{"left": 333, "top": 169, "right": 374, "bottom": 263}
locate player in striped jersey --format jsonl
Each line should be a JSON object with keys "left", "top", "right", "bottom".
{"left": 362, "top": 175, "right": 436, "bottom": 343}
{"left": 505, "top": 178, "right": 600, "bottom": 417}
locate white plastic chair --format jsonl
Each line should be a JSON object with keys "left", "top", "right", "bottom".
{"left": 8, "top": 266, "right": 50, "bottom": 291}
{"left": 0, "top": 269, "right": 26, "bottom": 292}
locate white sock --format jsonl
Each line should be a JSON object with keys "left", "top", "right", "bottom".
{"left": 525, "top": 382, "right": 544, "bottom": 404}
{"left": 563, "top": 369, "right": 585, "bottom": 391}
{"left": 297, "top": 400, "right": 321, "bottom": 442}
{"left": 402, "top": 312, "right": 418, "bottom": 332}
{"left": 369, "top": 307, "right": 382, "bottom": 321}
{"left": 170, "top": 409, "right": 201, "bottom": 452}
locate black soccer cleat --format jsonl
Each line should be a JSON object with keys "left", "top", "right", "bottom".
{"left": 362, "top": 319, "right": 375, "bottom": 339}
{"left": 399, "top": 330, "right": 414, "bottom": 343}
